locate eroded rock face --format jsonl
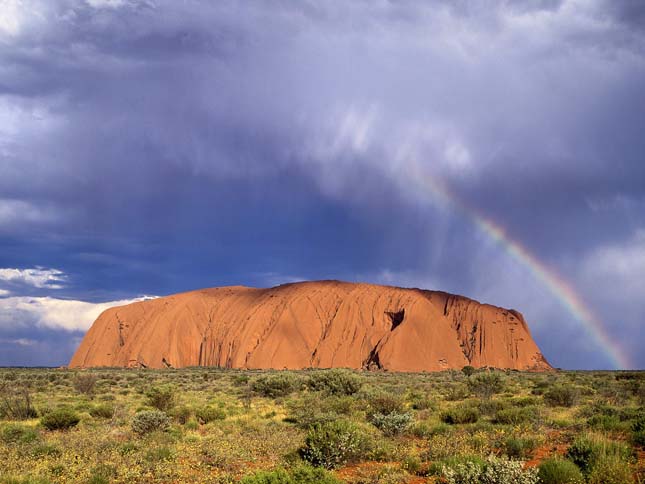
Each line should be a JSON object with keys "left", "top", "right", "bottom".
{"left": 69, "top": 281, "right": 552, "bottom": 371}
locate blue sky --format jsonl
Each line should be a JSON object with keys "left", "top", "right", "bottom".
{"left": 0, "top": 0, "right": 644, "bottom": 369}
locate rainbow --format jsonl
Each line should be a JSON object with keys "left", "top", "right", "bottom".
{"left": 408, "top": 162, "right": 630, "bottom": 370}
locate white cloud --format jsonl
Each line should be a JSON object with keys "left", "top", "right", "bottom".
{"left": 0, "top": 267, "right": 67, "bottom": 289}
{"left": 0, "top": 295, "right": 157, "bottom": 332}
{"left": 0, "top": 337, "right": 36, "bottom": 346}
{"left": 86, "top": 0, "right": 127, "bottom": 9}
{"left": 0, "top": 288, "right": 9, "bottom": 297}
{"left": 580, "top": 229, "right": 645, "bottom": 302}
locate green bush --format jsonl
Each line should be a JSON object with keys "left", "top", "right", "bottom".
{"left": 145, "top": 386, "right": 176, "bottom": 411}
{"left": 195, "top": 406, "right": 226, "bottom": 424}
{"left": 544, "top": 386, "right": 578, "bottom": 407}
{"left": 365, "top": 392, "right": 405, "bottom": 418}
{"left": 467, "top": 372, "right": 505, "bottom": 400}
{"left": 240, "top": 465, "right": 340, "bottom": 484}
{"left": 370, "top": 411, "right": 413, "bottom": 436}
{"left": 0, "top": 423, "right": 39, "bottom": 444}
{"left": 462, "top": 366, "right": 476, "bottom": 377}
{"left": 631, "top": 414, "right": 645, "bottom": 446}
{"left": 504, "top": 436, "right": 538, "bottom": 459}
{"left": 566, "top": 434, "right": 633, "bottom": 475}
{"left": 537, "top": 458, "right": 584, "bottom": 484}
{"left": 587, "top": 455, "right": 634, "bottom": 484}
{"left": 170, "top": 405, "right": 191, "bottom": 424}
{"left": 442, "top": 455, "right": 539, "bottom": 484}
{"left": 89, "top": 404, "right": 114, "bottom": 419}
{"left": 440, "top": 406, "right": 479, "bottom": 424}
{"left": 300, "top": 420, "right": 369, "bottom": 469}
{"left": 494, "top": 406, "right": 536, "bottom": 425}
{"left": 306, "top": 370, "right": 362, "bottom": 396}
{"left": 131, "top": 410, "right": 170, "bottom": 435}
{"left": 251, "top": 374, "right": 301, "bottom": 398}
{"left": 587, "top": 414, "right": 625, "bottom": 431}
{"left": 40, "top": 408, "right": 80, "bottom": 431}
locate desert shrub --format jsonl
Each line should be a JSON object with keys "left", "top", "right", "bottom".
{"left": 251, "top": 374, "right": 301, "bottom": 398}
{"left": 365, "top": 392, "right": 405, "bottom": 418}
{"left": 285, "top": 395, "right": 340, "bottom": 429}
{"left": 300, "top": 420, "right": 369, "bottom": 469}
{"left": 72, "top": 373, "right": 98, "bottom": 397}
{"left": 440, "top": 406, "right": 479, "bottom": 424}
{"left": 145, "top": 385, "right": 177, "bottom": 411}
{"left": 170, "top": 405, "right": 191, "bottom": 424}
{"left": 0, "top": 423, "right": 39, "bottom": 444}
{"left": 587, "top": 414, "right": 625, "bottom": 431}
{"left": 428, "top": 455, "right": 485, "bottom": 476}
{"left": 537, "top": 458, "right": 584, "bottom": 484}
{"left": 631, "top": 414, "right": 645, "bottom": 446}
{"left": 566, "top": 434, "right": 633, "bottom": 475}
{"left": 230, "top": 373, "right": 249, "bottom": 386}
{"left": 587, "top": 455, "right": 634, "bottom": 484}
{"left": 131, "top": 410, "right": 170, "bottom": 435}
{"left": 0, "top": 384, "right": 37, "bottom": 420}
{"left": 306, "top": 369, "right": 362, "bottom": 396}
{"left": 503, "top": 436, "right": 538, "bottom": 459}
{"left": 462, "top": 366, "right": 476, "bottom": 377}
{"left": 89, "top": 403, "right": 114, "bottom": 419}
{"left": 370, "top": 411, "right": 413, "bottom": 436}
{"left": 40, "top": 408, "right": 80, "bottom": 431}
{"left": 494, "top": 406, "right": 536, "bottom": 425}
{"left": 445, "top": 384, "right": 470, "bottom": 401}
{"left": 442, "top": 455, "right": 539, "bottom": 484}
{"left": 195, "top": 406, "right": 226, "bottom": 424}
{"left": 240, "top": 464, "right": 340, "bottom": 484}
{"left": 544, "top": 386, "right": 578, "bottom": 407}
{"left": 467, "top": 372, "right": 505, "bottom": 400}
{"left": 408, "top": 391, "right": 435, "bottom": 410}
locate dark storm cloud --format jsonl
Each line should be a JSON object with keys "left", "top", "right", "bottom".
{"left": 1, "top": 0, "right": 644, "bottom": 368}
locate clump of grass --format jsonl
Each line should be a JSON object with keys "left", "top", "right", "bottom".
{"left": 40, "top": 408, "right": 80, "bottom": 431}
{"left": 503, "top": 436, "right": 539, "bottom": 459}
{"left": 494, "top": 406, "right": 537, "bottom": 425}
{"left": 0, "top": 423, "right": 39, "bottom": 444}
{"left": 240, "top": 464, "right": 340, "bottom": 484}
{"left": 195, "top": 406, "right": 226, "bottom": 424}
{"left": 89, "top": 403, "right": 114, "bottom": 419}
{"left": 440, "top": 405, "right": 479, "bottom": 424}
{"left": 537, "top": 458, "right": 584, "bottom": 484}
{"left": 566, "top": 433, "right": 634, "bottom": 475}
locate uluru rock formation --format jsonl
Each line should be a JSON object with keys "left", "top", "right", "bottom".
{"left": 70, "top": 281, "right": 552, "bottom": 371}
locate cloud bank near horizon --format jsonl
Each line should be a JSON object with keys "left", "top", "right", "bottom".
{"left": 0, "top": 0, "right": 644, "bottom": 368}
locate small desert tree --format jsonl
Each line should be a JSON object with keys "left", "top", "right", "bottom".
{"left": 73, "top": 373, "right": 98, "bottom": 398}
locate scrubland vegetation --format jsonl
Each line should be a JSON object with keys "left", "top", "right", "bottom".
{"left": 0, "top": 367, "right": 643, "bottom": 483}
